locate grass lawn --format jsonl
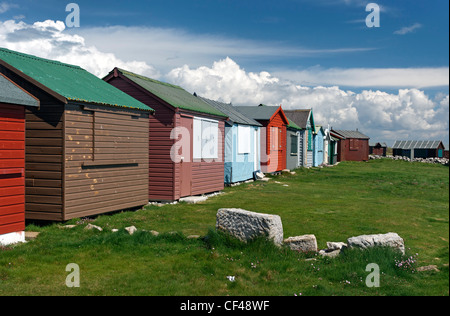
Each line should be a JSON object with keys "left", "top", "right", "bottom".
{"left": 0, "top": 159, "right": 448, "bottom": 296}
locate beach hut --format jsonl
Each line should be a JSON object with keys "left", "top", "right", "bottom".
{"left": 104, "top": 68, "right": 228, "bottom": 201}
{"left": 194, "top": 95, "right": 262, "bottom": 184}
{"left": 286, "top": 118, "right": 302, "bottom": 170}
{"left": 313, "top": 125, "right": 325, "bottom": 166}
{"left": 331, "top": 129, "right": 370, "bottom": 162}
{"left": 234, "top": 105, "right": 289, "bottom": 173}
{"left": 324, "top": 127, "right": 338, "bottom": 165}
{"left": 392, "top": 140, "right": 445, "bottom": 159}
{"left": 0, "top": 48, "right": 153, "bottom": 221}
{"left": 284, "top": 109, "right": 315, "bottom": 167}
{"left": 0, "top": 73, "right": 39, "bottom": 244}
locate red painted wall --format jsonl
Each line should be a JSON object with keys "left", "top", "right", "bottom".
{"left": 338, "top": 138, "right": 369, "bottom": 162}
{"left": 0, "top": 103, "right": 25, "bottom": 235}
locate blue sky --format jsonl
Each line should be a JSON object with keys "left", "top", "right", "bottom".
{"left": 3, "top": 0, "right": 448, "bottom": 69}
{"left": 0, "top": 0, "right": 449, "bottom": 146}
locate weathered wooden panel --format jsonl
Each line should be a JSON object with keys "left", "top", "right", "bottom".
{"left": 63, "top": 103, "right": 149, "bottom": 220}
{"left": 106, "top": 76, "right": 176, "bottom": 201}
{"left": 190, "top": 120, "right": 225, "bottom": 196}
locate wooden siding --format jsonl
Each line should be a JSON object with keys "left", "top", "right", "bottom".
{"left": 64, "top": 103, "right": 149, "bottom": 220}
{"left": 190, "top": 119, "right": 225, "bottom": 196}
{"left": 338, "top": 138, "right": 369, "bottom": 162}
{"left": 0, "top": 103, "right": 25, "bottom": 235}
{"left": 0, "top": 64, "right": 65, "bottom": 221}
{"left": 106, "top": 76, "right": 177, "bottom": 201}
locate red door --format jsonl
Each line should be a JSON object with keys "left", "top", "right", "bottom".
{"left": 179, "top": 115, "right": 192, "bottom": 197}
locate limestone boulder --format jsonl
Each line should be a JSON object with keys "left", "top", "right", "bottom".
{"left": 216, "top": 208, "right": 283, "bottom": 246}
{"left": 347, "top": 232, "right": 405, "bottom": 255}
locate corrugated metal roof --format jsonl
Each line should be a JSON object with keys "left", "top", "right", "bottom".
{"left": 0, "top": 48, "right": 153, "bottom": 112}
{"left": 392, "top": 140, "right": 443, "bottom": 149}
{"left": 332, "top": 129, "right": 370, "bottom": 139}
{"left": 196, "top": 95, "right": 261, "bottom": 126}
{"left": 116, "top": 68, "right": 227, "bottom": 118}
{"left": 234, "top": 105, "right": 280, "bottom": 121}
{"left": 0, "top": 73, "right": 39, "bottom": 107}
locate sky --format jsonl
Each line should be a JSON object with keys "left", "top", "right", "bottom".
{"left": 0, "top": 0, "right": 449, "bottom": 147}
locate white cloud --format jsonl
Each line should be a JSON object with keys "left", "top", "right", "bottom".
{"left": 0, "top": 18, "right": 448, "bottom": 146}
{"left": 167, "top": 58, "right": 449, "bottom": 146}
{"left": 0, "top": 2, "right": 17, "bottom": 14}
{"left": 0, "top": 19, "right": 158, "bottom": 78}
{"left": 73, "top": 24, "right": 376, "bottom": 74}
{"left": 273, "top": 67, "right": 449, "bottom": 89}
{"left": 394, "top": 23, "right": 422, "bottom": 35}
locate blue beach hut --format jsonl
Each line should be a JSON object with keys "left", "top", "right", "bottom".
{"left": 195, "top": 94, "right": 262, "bottom": 184}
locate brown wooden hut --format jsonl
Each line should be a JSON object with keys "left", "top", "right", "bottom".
{"left": 0, "top": 48, "right": 154, "bottom": 221}
{"left": 330, "top": 129, "right": 370, "bottom": 162}
{"left": 104, "top": 68, "right": 228, "bottom": 201}
{"left": 369, "top": 142, "right": 387, "bottom": 156}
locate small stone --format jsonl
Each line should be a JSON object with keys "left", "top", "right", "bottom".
{"left": 85, "top": 224, "right": 102, "bottom": 232}
{"left": 319, "top": 249, "right": 341, "bottom": 258}
{"left": 125, "top": 226, "right": 137, "bottom": 235}
{"left": 111, "top": 229, "right": 119, "bottom": 233}
{"left": 25, "top": 231, "right": 40, "bottom": 240}
{"left": 416, "top": 265, "right": 440, "bottom": 272}
{"left": 284, "top": 235, "right": 318, "bottom": 253}
{"left": 60, "top": 225, "right": 77, "bottom": 229}
{"left": 326, "top": 242, "right": 347, "bottom": 250}
{"left": 179, "top": 196, "right": 208, "bottom": 204}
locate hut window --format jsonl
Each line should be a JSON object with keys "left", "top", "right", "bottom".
{"left": 193, "top": 117, "right": 219, "bottom": 159}
{"left": 238, "top": 125, "right": 251, "bottom": 154}
{"left": 290, "top": 135, "right": 298, "bottom": 155}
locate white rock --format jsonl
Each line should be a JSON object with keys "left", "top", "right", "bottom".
{"left": 125, "top": 226, "right": 137, "bottom": 235}
{"left": 326, "top": 242, "right": 347, "bottom": 250}
{"left": 216, "top": 208, "right": 283, "bottom": 246}
{"left": 284, "top": 235, "right": 318, "bottom": 253}
{"left": 179, "top": 196, "right": 208, "bottom": 204}
{"left": 347, "top": 232, "right": 405, "bottom": 255}
{"left": 85, "top": 224, "right": 102, "bottom": 232}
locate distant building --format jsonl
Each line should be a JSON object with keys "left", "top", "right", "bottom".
{"left": 392, "top": 140, "right": 445, "bottom": 159}
{"left": 369, "top": 142, "right": 387, "bottom": 156}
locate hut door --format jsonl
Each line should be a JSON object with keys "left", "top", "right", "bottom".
{"left": 253, "top": 129, "right": 258, "bottom": 171}
{"left": 180, "top": 116, "right": 192, "bottom": 197}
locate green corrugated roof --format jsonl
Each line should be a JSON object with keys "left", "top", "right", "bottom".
{"left": 116, "top": 68, "right": 227, "bottom": 118}
{"left": 0, "top": 48, "right": 153, "bottom": 112}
